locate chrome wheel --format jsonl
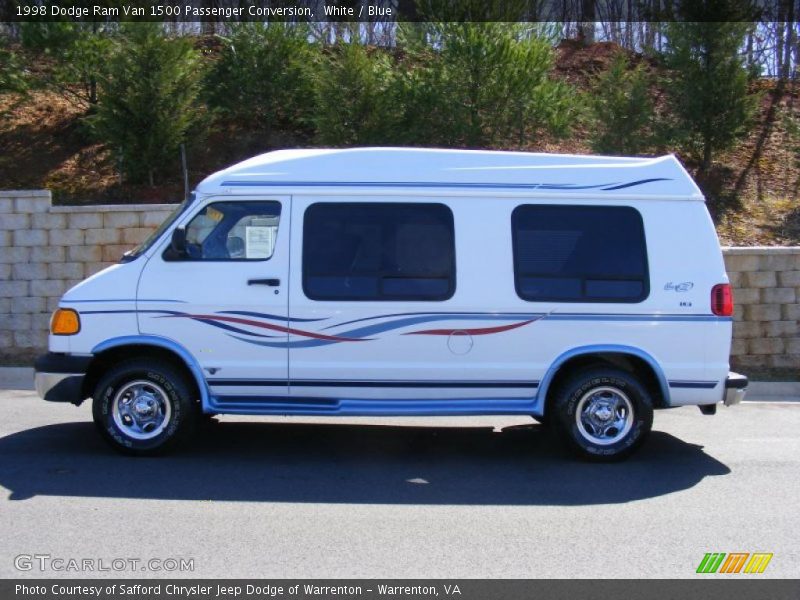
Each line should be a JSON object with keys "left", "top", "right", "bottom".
{"left": 575, "top": 386, "right": 634, "bottom": 446}
{"left": 111, "top": 380, "right": 172, "bottom": 441}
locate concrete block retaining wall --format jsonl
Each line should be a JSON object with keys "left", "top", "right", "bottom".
{"left": 724, "top": 247, "right": 800, "bottom": 371}
{"left": 0, "top": 191, "right": 174, "bottom": 359}
{"left": 1, "top": 190, "right": 799, "bottom": 372}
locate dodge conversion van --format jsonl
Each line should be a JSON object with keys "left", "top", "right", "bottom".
{"left": 34, "top": 148, "right": 747, "bottom": 460}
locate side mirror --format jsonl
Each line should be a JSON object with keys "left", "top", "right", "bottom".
{"left": 168, "top": 227, "right": 188, "bottom": 259}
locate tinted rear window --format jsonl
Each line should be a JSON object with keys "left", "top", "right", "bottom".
{"left": 512, "top": 205, "right": 648, "bottom": 302}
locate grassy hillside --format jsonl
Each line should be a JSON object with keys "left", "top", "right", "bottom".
{"left": 1, "top": 40, "right": 798, "bottom": 246}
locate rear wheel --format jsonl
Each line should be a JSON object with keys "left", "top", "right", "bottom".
{"left": 92, "top": 359, "right": 197, "bottom": 456}
{"left": 552, "top": 368, "right": 653, "bottom": 461}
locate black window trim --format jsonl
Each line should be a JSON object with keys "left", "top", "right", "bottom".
{"left": 302, "top": 201, "right": 457, "bottom": 302}
{"left": 511, "top": 203, "right": 650, "bottom": 304}
{"left": 162, "top": 199, "right": 283, "bottom": 263}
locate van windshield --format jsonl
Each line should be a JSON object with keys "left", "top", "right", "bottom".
{"left": 120, "top": 194, "right": 195, "bottom": 262}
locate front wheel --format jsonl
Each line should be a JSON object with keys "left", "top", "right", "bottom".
{"left": 531, "top": 414, "right": 549, "bottom": 427}
{"left": 552, "top": 368, "right": 653, "bottom": 461}
{"left": 92, "top": 359, "right": 197, "bottom": 456}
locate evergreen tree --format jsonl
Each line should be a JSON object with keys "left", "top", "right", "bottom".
{"left": 205, "top": 23, "right": 316, "bottom": 135}
{"left": 782, "top": 110, "right": 800, "bottom": 171}
{"left": 89, "top": 23, "right": 204, "bottom": 185}
{"left": 589, "top": 53, "right": 654, "bottom": 155}
{"left": 0, "top": 46, "right": 29, "bottom": 95}
{"left": 312, "top": 43, "right": 399, "bottom": 145}
{"left": 662, "top": 1, "right": 758, "bottom": 171}
{"left": 21, "top": 22, "right": 112, "bottom": 106}
{"left": 397, "top": 23, "right": 576, "bottom": 147}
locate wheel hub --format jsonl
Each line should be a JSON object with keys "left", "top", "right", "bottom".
{"left": 133, "top": 395, "right": 156, "bottom": 416}
{"left": 591, "top": 404, "right": 613, "bottom": 422}
{"left": 575, "top": 386, "right": 635, "bottom": 446}
{"left": 111, "top": 380, "right": 172, "bottom": 441}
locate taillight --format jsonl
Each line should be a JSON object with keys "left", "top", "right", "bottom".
{"left": 711, "top": 284, "right": 734, "bottom": 316}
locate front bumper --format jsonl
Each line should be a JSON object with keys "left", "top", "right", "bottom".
{"left": 724, "top": 371, "right": 748, "bottom": 406}
{"left": 34, "top": 353, "right": 92, "bottom": 404}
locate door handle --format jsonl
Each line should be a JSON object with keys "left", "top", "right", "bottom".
{"left": 248, "top": 278, "right": 281, "bottom": 286}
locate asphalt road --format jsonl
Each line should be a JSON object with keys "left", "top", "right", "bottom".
{"left": 0, "top": 384, "right": 798, "bottom": 579}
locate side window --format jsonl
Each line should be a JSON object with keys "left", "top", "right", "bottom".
{"left": 303, "top": 202, "right": 455, "bottom": 301}
{"left": 178, "top": 201, "right": 281, "bottom": 261}
{"left": 512, "top": 205, "right": 648, "bottom": 303}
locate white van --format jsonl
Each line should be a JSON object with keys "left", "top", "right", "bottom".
{"left": 34, "top": 148, "right": 747, "bottom": 460}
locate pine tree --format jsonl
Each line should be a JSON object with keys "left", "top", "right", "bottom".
{"left": 397, "top": 22, "right": 576, "bottom": 147}
{"left": 205, "top": 23, "right": 316, "bottom": 136}
{"left": 662, "top": 1, "right": 758, "bottom": 172}
{"left": 89, "top": 23, "right": 204, "bottom": 186}
{"left": 0, "top": 46, "right": 29, "bottom": 95}
{"left": 590, "top": 53, "right": 654, "bottom": 155}
{"left": 312, "top": 43, "right": 399, "bottom": 146}
{"left": 20, "top": 22, "right": 112, "bottom": 107}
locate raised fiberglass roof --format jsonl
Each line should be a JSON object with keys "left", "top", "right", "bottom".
{"left": 196, "top": 147, "right": 703, "bottom": 200}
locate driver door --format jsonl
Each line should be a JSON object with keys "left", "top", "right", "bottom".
{"left": 137, "top": 196, "right": 291, "bottom": 399}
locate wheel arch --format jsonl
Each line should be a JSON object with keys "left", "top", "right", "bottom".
{"left": 539, "top": 345, "right": 670, "bottom": 413}
{"left": 83, "top": 335, "right": 210, "bottom": 408}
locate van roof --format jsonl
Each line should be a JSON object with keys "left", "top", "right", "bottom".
{"left": 196, "top": 147, "right": 704, "bottom": 200}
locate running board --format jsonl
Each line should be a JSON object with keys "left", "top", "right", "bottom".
{"left": 210, "top": 396, "right": 541, "bottom": 416}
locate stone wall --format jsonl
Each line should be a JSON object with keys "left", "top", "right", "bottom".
{"left": 725, "top": 247, "right": 800, "bottom": 372}
{"left": 1, "top": 190, "right": 799, "bottom": 372}
{"left": 0, "top": 190, "right": 175, "bottom": 361}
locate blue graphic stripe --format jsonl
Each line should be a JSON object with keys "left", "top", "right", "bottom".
{"left": 322, "top": 311, "right": 728, "bottom": 331}
{"left": 545, "top": 314, "right": 730, "bottom": 322}
{"left": 219, "top": 310, "right": 325, "bottom": 323}
{"left": 216, "top": 396, "right": 339, "bottom": 406}
{"left": 81, "top": 309, "right": 183, "bottom": 315}
{"left": 601, "top": 178, "right": 671, "bottom": 190}
{"left": 219, "top": 179, "right": 671, "bottom": 191}
{"left": 210, "top": 379, "right": 287, "bottom": 386}
{"left": 76, "top": 307, "right": 729, "bottom": 324}
{"left": 229, "top": 314, "right": 540, "bottom": 348}
{"left": 192, "top": 318, "right": 279, "bottom": 338}
{"left": 209, "top": 379, "right": 540, "bottom": 389}
{"left": 229, "top": 334, "right": 330, "bottom": 349}
{"left": 78, "top": 309, "right": 280, "bottom": 338}
{"left": 62, "top": 299, "right": 186, "bottom": 303}
{"left": 322, "top": 311, "right": 543, "bottom": 330}
{"left": 331, "top": 314, "right": 540, "bottom": 339}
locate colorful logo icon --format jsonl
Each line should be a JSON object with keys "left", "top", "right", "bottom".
{"left": 696, "top": 552, "right": 773, "bottom": 574}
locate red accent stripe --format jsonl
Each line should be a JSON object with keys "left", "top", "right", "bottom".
{"left": 404, "top": 319, "right": 536, "bottom": 336}
{"left": 171, "top": 314, "right": 366, "bottom": 342}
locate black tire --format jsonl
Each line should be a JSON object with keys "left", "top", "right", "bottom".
{"left": 551, "top": 368, "right": 653, "bottom": 462}
{"left": 92, "top": 359, "right": 197, "bottom": 456}
{"left": 198, "top": 412, "right": 220, "bottom": 428}
{"left": 531, "top": 414, "right": 550, "bottom": 427}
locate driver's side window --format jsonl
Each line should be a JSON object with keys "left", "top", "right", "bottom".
{"left": 182, "top": 200, "right": 281, "bottom": 261}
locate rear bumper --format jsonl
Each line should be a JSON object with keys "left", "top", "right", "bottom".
{"left": 724, "top": 371, "right": 748, "bottom": 406}
{"left": 34, "top": 353, "right": 92, "bottom": 404}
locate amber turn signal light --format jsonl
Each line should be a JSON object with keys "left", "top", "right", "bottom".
{"left": 50, "top": 308, "right": 80, "bottom": 335}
